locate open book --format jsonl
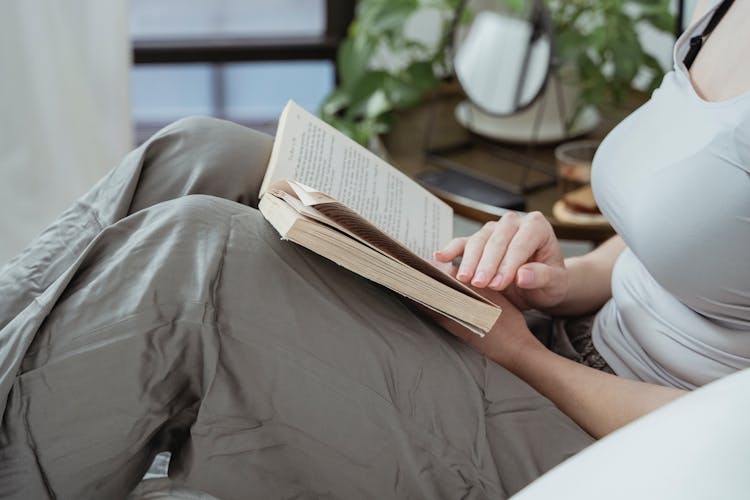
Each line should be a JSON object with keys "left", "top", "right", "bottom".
{"left": 258, "top": 100, "right": 501, "bottom": 335}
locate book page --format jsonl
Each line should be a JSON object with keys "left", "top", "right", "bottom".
{"left": 261, "top": 100, "right": 452, "bottom": 259}
{"left": 268, "top": 182, "right": 492, "bottom": 306}
{"left": 258, "top": 193, "right": 499, "bottom": 335}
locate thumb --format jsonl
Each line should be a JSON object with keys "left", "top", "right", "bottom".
{"left": 515, "top": 262, "right": 558, "bottom": 289}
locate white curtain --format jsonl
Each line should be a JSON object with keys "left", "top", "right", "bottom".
{"left": 0, "top": 0, "right": 132, "bottom": 265}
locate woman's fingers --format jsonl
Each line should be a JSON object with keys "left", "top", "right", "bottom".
{"left": 513, "top": 261, "right": 568, "bottom": 309}
{"left": 433, "top": 237, "right": 467, "bottom": 262}
{"left": 427, "top": 258, "right": 458, "bottom": 277}
{"left": 515, "top": 262, "right": 552, "bottom": 289}
{"left": 472, "top": 213, "right": 522, "bottom": 286}
{"left": 433, "top": 211, "right": 560, "bottom": 290}
{"left": 456, "top": 222, "right": 494, "bottom": 282}
{"left": 494, "top": 212, "right": 555, "bottom": 290}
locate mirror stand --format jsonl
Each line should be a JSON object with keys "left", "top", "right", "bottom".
{"left": 417, "top": 72, "right": 569, "bottom": 213}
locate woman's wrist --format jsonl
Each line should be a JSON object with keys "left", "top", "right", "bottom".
{"left": 482, "top": 322, "right": 547, "bottom": 374}
{"left": 504, "top": 334, "right": 549, "bottom": 377}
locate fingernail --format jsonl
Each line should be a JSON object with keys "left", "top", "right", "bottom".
{"left": 489, "top": 273, "right": 504, "bottom": 288}
{"left": 457, "top": 267, "right": 469, "bottom": 280}
{"left": 471, "top": 271, "right": 487, "bottom": 286}
{"left": 517, "top": 268, "right": 534, "bottom": 286}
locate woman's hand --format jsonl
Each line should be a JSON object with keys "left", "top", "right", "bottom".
{"left": 426, "top": 258, "right": 684, "bottom": 439}
{"left": 463, "top": 289, "right": 544, "bottom": 371}
{"left": 434, "top": 211, "right": 568, "bottom": 311}
{"left": 424, "top": 259, "right": 543, "bottom": 370}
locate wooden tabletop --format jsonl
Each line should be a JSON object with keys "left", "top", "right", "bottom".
{"left": 382, "top": 87, "right": 643, "bottom": 244}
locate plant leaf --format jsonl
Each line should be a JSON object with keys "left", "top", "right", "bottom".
{"left": 365, "top": 89, "right": 392, "bottom": 118}
{"left": 358, "top": 0, "right": 418, "bottom": 36}
{"left": 337, "top": 36, "right": 376, "bottom": 89}
{"left": 320, "top": 88, "right": 351, "bottom": 118}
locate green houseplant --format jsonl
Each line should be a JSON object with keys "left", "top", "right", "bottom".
{"left": 550, "top": 0, "right": 674, "bottom": 118}
{"left": 320, "top": 0, "right": 461, "bottom": 145}
{"left": 321, "top": 0, "right": 675, "bottom": 145}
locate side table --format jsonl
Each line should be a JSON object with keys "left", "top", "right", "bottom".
{"left": 389, "top": 146, "right": 615, "bottom": 246}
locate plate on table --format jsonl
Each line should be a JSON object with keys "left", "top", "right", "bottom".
{"left": 455, "top": 99, "right": 600, "bottom": 145}
{"left": 552, "top": 199, "right": 609, "bottom": 226}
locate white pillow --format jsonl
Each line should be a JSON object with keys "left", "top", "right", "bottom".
{"left": 513, "top": 368, "right": 750, "bottom": 499}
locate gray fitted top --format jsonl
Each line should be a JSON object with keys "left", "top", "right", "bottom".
{"left": 590, "top": 4, "right": 750, "bottom": 389}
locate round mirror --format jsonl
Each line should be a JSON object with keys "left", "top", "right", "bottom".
{"left": 453, "top": 0, "right": 553, "bottom": 116}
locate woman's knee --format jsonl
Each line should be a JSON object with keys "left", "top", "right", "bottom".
{"left": 163, "top": 116, "right": 274, "bottom": 196}
{"left": 131, "top": 116, "right": 275, "bottom": 211}
{"left": 142, "top": 194, "right": 254, "bottom": 248}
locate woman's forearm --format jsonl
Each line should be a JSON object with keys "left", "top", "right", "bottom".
{"left": 504, "top": 341, "right": 686, "bottom": 438}
{"left": 541, "top": 236, "right": 626, "bottom": 317}
{"left": 437, "top": 277, "right": 685, "bottom": 439}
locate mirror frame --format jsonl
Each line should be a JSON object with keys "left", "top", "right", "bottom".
{"left": 449, "top": 0, "right": 555, "bottom": 117}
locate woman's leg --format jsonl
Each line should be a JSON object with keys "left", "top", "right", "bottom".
{"left": 0, "top": 116, "right": 273, "bottom": 331}
{"left": 1, "top": 195, "right": 244, "bottom": 498}
{"left": 2, "top": 195, "right": 593, "bottom": 499}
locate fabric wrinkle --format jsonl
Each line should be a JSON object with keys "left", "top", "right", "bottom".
{"left": 1, "top": 116, "right": 594, "bottom": 499}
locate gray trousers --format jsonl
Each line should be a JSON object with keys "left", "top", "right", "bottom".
{"left": 0, "top": 117, "right": 593, "bottom": 499}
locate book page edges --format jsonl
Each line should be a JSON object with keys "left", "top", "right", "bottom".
{"left": 268, "top": 179, "right": 494, "bottom": 307}
{"left": 259, "top": 194, "right": 499, "bottom": 334}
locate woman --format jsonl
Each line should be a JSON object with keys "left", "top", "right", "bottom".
{"left": 433, "top": 0, "right": 750, "bottom": 435}
{"left": 1, "top": 0, "right": 748, "bottom": 498}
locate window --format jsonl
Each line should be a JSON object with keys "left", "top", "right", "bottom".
{"left": 130, "top": 0, "right": 326, "bottom": 39}
{"left": 130, "top": 0, "right": 350, "bottom": 142}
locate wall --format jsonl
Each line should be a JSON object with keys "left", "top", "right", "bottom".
{"left": 0, "top": 1, "right": 132, "bottom": 266}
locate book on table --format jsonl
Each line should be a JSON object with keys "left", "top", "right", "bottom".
{"left": 257, "top": 100, "right": 501, "bottom": 336}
